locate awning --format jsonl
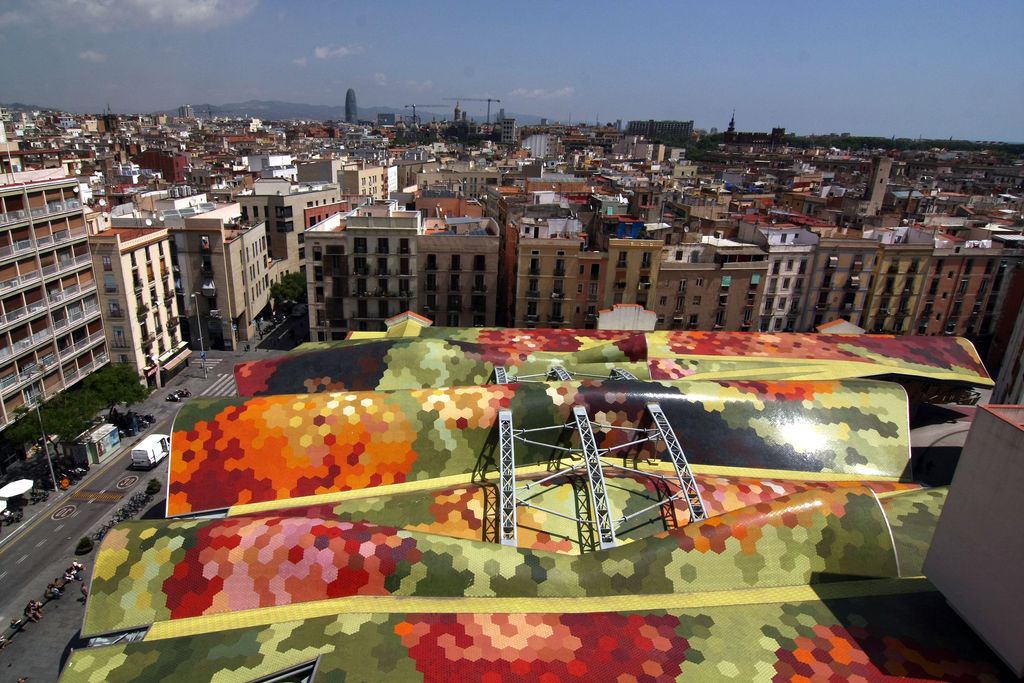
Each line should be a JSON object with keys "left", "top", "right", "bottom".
{"left": 0, "top": 478, "right": 34, "bottom": 498}
{"left": 161, "top": 348, "right": 192, "bottom": 372}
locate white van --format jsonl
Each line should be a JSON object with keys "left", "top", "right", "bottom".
{"left": 130, "top": 434, "right": 171, "bottom": 470}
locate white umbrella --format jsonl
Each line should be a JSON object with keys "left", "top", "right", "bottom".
{"left": 0, "top": 479, "right": 34, "bottom": 498}
{"left": 0, "top": 499, "right": 7, "bottom": 513}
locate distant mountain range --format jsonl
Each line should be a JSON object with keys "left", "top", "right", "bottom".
{"left": 3, "top": 99, "right": 547, "bottom": 125}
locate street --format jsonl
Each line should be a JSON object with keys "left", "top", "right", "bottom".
{"left": 0, "top": 342, "right": 284, "bottom": 681}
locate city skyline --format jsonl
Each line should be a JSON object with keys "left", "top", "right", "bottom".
{"left": 0, "top": 0, "right": 1022, "bottom": 140}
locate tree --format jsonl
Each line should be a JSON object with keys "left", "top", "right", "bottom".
{"left": 83, "top": 364, "right": 150, "bottom": 418}
{"left": 269, "top": 271, "right": 307, "bottom": 309}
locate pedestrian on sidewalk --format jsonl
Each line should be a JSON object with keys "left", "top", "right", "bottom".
{"left": 81, "top": 582, "right": 88, "bottom": 599}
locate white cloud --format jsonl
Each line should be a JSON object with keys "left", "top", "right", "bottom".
{"left": 373, "top": 72, "right": 388, "bottom": 86}
{"left": 79, "top": 49, "right": 107, "bottom": 62}
{"left": 30, "top": 0, "right": 258, "bottom": 30}
{"left": 292, "top": 56, "right": 307, "bottom": 67}
{"left": 314, "top": 44, "right": 363, "bottom": 59}
{"left": 405, "top": 79, "right": 433, "bottom": 93}
{"left": 509, "top": 86, "right": 575, "bottom": 99}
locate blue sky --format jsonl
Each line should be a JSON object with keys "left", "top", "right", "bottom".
{"left": 1, "top": 0, "right": 1022, "bottom": 140}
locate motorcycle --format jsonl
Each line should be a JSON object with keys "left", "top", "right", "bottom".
{"left": 165, "top": 389, "right": 192, "bottom": 402}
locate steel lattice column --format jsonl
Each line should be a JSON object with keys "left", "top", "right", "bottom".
{"left": 493, "top": 367, "right": 509, "bottom": 384}
{"left": 572, "top": 406, "right": 617, "bottom": 548}
{"left": 609, "top": 368, "right": 638, "bottom": 380}
{"left": 646, "top": 403, "right": 707, "bottom": 522}
{"left": 497, "top": 410, "right": 518, "bottom": 546}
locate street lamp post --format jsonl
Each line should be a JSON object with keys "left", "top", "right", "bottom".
{"left": 29, "top": 376, "right": 59, "bottom": 492}
{"left": 190, "top": 293, "right": 208, "bottom": 379}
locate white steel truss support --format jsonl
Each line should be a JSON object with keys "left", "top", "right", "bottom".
{"left": 609, "top": 368, "right": 638, "bottom": 380}
{"left": 572, "top": 406, "right": 617, "bottom": 548}
{"left": 493, "top": 366, "right": 509, "bottom": 384}
{"left": 646, "top": 403, "right": 707, "bottom": 522}
{"left": 497, "top": 410, "right": 518, "bottom": 546}
{"left": 548, "top": 366, "right": 573, "bottom": 381}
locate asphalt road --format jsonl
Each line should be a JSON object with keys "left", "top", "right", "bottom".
{"left": 0, "top": 342, "right": 286, "bottom": 680}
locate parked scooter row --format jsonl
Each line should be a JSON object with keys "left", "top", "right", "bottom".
{"left": 165, "top": 388, "right": 191, "bottom": 402}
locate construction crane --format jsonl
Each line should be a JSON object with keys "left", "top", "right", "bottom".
{"left": 403, "top": 104, "right": 446, "bottom": 126}
{"left": 443, "top": 97, "right": 502, "bottom": 125}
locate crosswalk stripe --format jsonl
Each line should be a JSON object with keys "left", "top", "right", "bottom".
{"left": 199, "top": 373, "right": 238, "bottom": 397}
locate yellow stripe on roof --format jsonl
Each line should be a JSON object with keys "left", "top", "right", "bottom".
{"left": 145, "top": 577, "right": 934, "bottom": 641}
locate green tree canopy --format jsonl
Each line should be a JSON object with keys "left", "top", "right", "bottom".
{"left": 269, "top": 271, "right": 307, "bottom": 308}
{"left": 84, "top": 363, "right": 150, "bottom": 418}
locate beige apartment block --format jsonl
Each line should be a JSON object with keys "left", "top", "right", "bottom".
{"left": 0, "top": 172, "right": 105, "bottom": 434}
{"left": 340, "top": 164, "right": 387, "bottom": 201}
{"left": 418, "top": 218, "right": 499, "bottom": 328}
{"left": 344, "top": 207, "right": 423, "bottom": 332}
{"left": 416, "top": 169, "right": 500, "bottom": 200}
{"left": 603, "top": 238, "right": 662, "bottom": 310}
{"left": 653, "top": 240, "right": 767, "bottom": 331}
{"left": 90, "top": 226, "right": 188, "bottom": 385}
{"left": 171, "top": 205, "right": 270, "bottom": 350}
{"left": 800, "top": 236, "right": 879, "bottom": 330}
{"left": 237, "top": 179, "right": 340, "bottom": 277}
{"left": 515, "top": 237, "right": 583, "bottom": 328}
{"left": 862, "top": 244, "right": 931, "bottom": 334}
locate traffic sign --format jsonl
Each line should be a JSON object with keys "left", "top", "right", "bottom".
{"left": 200, "top": 351, "right": 207, "bottom": 360}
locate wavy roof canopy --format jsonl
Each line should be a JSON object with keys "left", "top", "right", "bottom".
{"left": 64, "top": 329, "right": 1009, "bottom": 681}
{"left": 167, "top": 378, "right": 910, "bottom": 516}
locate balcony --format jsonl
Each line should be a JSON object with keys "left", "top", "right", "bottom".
{"left": 424, "top": 262, "right": 437, "bottom": 271}
{"left": 551, "top": 291, "right": 565, "bottom": 300}
{"left": 108, "top": 308, "right": 124, "bottom": 319}
{"left": 471, "top": 284, "right": 487, "bottom": 294}
{"left": 0, "top": 199, "right": 80, "bottom": 226}
{"left": 0, "top": 270, "right": 41, "bottom": 293}
{"left": 201, "top": 279, "right": 217, "bottom": 297}
{"left": 526, "top": 290, "right": 541, "bottom": 299}
{"left": 548, "top": 315, "right": 564, "bottom": 323}
{"left": 0, "top": 238, "right": 37, "bottom": 261}
{"left": 528, "top": 267, "right": 541, "bottom": 276}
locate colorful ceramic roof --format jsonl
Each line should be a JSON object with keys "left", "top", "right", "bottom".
{"left": 64, "top": 328, "right": 1009, "bottom": 681}
{"left": 234, "top": 330, "right": 992, "bottom": 395}
{"left": 166, "top": 378, "right": 911, "bottom": 516}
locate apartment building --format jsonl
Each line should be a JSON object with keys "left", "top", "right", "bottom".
{"left": 237, "top": 179, "right": 340, "bottom": 277}
{"left": 344, "top": 205, "right": 423, "bottom": 332}
{"left": 419, "top": 218, "right": 499, "bottom": 328}
{"left": 514, "top": 215, "right": 586, "bottom": 328}
{"left": 916, "top": 246, "right": 1006, "bottom": 337}
{"left": 652, "top": 239, "right": 767, "bottom": 331}
{"left": 603, "top": 238, "right": 663, "bottom": 310}
{"left": 90, "top": 226, "right": 187, "bottom": 385}
{"left": 862, "top": 227, "right": 933, "bottom": 334}
{"left": 573, "top": 251, "right": 606, "bottom": 328}
{"left": 171, "top": 205, "right": 271, "bottom": 350}
{"left": 737, "top": 221, "right": 819, "bottom": 333}
{"left": 800, "top": 236, "right": 878, "bottom": 330}
{"left": 0, "top": 171, "right": 105, "bottom": 431}
{"left": 416, "top": 169, "right": 500, "bottom": 200}
{"left": 340, "top": 164, "right": 387, "bottom": 201}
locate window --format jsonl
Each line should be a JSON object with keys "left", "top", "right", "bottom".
{"left": 102, "top": 255, "right": 112, "bottom": 271}
{"left": 354, "top": 238, "right": 367, "bottom": 254}
{"left": 721, "top": 275, "right": 732, "bottom": 289}
{"left": 590, "top": 263, "right": 600, "bottom": 278}
{"left": 659, "top": 296, "right": 667, "bottom": 306}
{"left": 694, "top": 278, "right": 704, "bottom": 288}
{"left": 692, "top": 295, "right": 701, "bottom": 306}
{"left": 451, "top": 254, "right": 461, "bottom": 271}
{"left": 588, "top": 283, "right": 597, "bottom": 298}
{"left": 772, "top": 261, "right": 781, "bottom": 275}
{"left": 750, "top": 274, "right": 761, "bottom": 286}
{"left": 474, "top": 254, "right": 486, "bottom": 271}
{"left": 641, "top": 252, "right": 652, "bottom": 268}
{"left": 617, "top": 252, "right": 627, "bottom": 267}
{"left": 376, "top": 238, "right": 389, "bottom": 254}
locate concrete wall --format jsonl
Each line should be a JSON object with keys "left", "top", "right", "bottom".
{"left": 924, "top": 405, "right": 1024, "bottom": 676}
